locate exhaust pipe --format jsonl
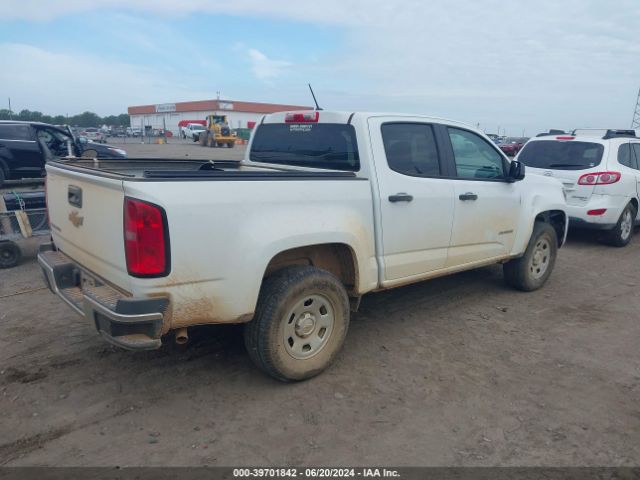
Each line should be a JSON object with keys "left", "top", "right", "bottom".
{"left": 175, "top": 327, "right": 189, "bottom": 345}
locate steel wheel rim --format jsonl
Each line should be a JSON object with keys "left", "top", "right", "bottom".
{"left": 620, "top": 210, "right": 632, "bottom": 240}
{"left": 530, "top": 237, "right": 551, "bottom": 280}
{"left": 283, "top": 294, "right": 335, "bottom": 360}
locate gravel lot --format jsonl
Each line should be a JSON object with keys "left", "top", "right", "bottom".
{"left": 0, "top": 142, "right": 639, "bottom": 467}
{"left": 108, "top": 137, "right": 246, "bottom": 161}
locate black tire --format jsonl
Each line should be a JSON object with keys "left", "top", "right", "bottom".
{"left": 603, "top": 203, "right": 636, "bottom": 247}
{"left": 227, "top": 142, "right": 235, "bottom": 148}
{"left": 504, "top": 221, "right": 558, "bottom": 291}
{"left": 0, "top": 168, "right": 5, "bottom": 189}
{"left": 0, "top": 242, "right": 21, "bottom": 269}
{"left": 199, "top": 133, "right": 207, "bottom": 146}
{"left": 244, "top": 266, "right": 350, "bottom": 382}
{"left": 208, "top": 136, "right": 217, "bottom": 148}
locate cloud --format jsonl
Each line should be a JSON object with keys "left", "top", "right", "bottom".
{"left": 247, "top": 49, "right": 291, "bottom": 80}
{"left": 3, "top": 0, "right": 640, "bottom": 133}
{"left": 0, "top": 43, "right": 214, "bottom": 114}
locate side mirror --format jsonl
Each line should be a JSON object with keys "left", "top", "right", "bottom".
{"left": 508, "top": 160, "right": 525, "bottom": 182}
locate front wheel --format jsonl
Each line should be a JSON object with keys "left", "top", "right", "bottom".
{"left": 603, "top": 203, "right": 636, "bottom": 247}
{"left": 504, "top": 222, "right": 558, "bottom": 291}
{"left": 244, "top": 266, "right": 350, "bottom": 382}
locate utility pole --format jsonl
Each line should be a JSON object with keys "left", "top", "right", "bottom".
{"left": 632, "top": 87, "right": 640, "bottom": 129}
{"left": 8, "top": 97, "right": 12, "bottom": 119}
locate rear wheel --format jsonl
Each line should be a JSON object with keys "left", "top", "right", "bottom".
{"left": 504, "top": 222, "right": 557, "bottom": 291}
{"left": 227, "top": 142, "right": 235, "bottom": 148}
{"left": 0, "top": 242, "right": 21, "bottom": 269}
{"left": 199, "top": 133, "right": 207, "bottom": 146}
{"left": 603, "top": 203, "right": 636, "bottom": 247}
{"left": 244, "top": 266, "right": 350, "bottom": 382}
{"left": 207, "top": 135, "right": 216, "bottom": 148}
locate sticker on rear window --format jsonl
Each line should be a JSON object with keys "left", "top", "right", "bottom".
{"left": 289, "top": 124, "right": 313, "bottom": 132}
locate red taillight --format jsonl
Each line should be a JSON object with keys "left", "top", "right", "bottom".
{"left": 577, "top": 171, "right": 621, "bottom": 185}
{"left": 587, "top": 209, "right": 607, "bottom": 216}
{"left": 124, "top": 197, "right": 169, "bottom": 277}
{"left": 285, "top": 111, "right": 319, "bottom": 123}
{"left": 556, "top": 136, "right": 575, "bottom": 140}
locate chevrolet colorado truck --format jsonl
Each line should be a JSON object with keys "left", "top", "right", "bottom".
{"left": 39, "top": 111, "right": 568, "bottom": 381}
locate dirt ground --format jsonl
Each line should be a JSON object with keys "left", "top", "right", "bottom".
{"left": 108, "top": 137, "right": 247, "bottom": 161}
{"left": 0, "top": 144, "right": 639, "bottom": 466}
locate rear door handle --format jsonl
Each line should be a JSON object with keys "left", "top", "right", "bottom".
{"left": 388, "top": 193, "right": 413, "bottom": 203}
{"left": 459, "top": 192, "right": 478, "bottom": 201}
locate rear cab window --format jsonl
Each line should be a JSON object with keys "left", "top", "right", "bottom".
{"left": 0, "top": 124, "right": 33, "bottom": 141}
{"left": 250, "top": 123, "right": 360, "bottom": 171}
{"left": 518, "top": 140, "right": 604, "bottom": 170}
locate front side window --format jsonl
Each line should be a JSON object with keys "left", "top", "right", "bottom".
{"left": 448, "top": 128, "right": 506, "bottom": 179}
{"left": 381, "top": 123, "right": 441, "bottom": 177}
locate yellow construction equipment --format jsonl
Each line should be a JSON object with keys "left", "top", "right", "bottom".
{"left": 199, "top": 114, "right": 237, "bottom": 148}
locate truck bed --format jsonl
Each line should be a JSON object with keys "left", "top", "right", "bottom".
{"left": 51, "top": 158, "right": 360, "bottom": 181}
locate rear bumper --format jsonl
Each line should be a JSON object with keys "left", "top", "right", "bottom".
{"left": 566, "top": 195, "right": 627, "bottom": 230}
{"left": 38, "top": 243, "right": 168, "bottom": 351}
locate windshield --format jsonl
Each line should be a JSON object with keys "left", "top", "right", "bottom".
{"left": 250, "top": 123, "right": 360, "bottom": 171}
{"left": 518, "top": 140, "right": 604, "bottom": 170}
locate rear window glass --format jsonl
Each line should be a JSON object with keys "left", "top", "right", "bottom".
{"left": 250, "top": 123, "right": 360, "bottom": 171}
{"left": 0, "top": 124, "right": 32, "bottom": 141}
{"left": 518, "top": 140, "right": 604, "bottom": 170}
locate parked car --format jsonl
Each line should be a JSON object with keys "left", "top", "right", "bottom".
{"left": 498, "top": 137, "right": 529, "bottom": 156}
{"left": 82, "top": 128, "right": 107, "bottom": 143}
{"left": 39, "top": 110, "right": 567, "bottom": 381}
{"left": 516, "top": 129, "right": 639, "bottom": 246}
{"left": 182, "top": 123, "right": 207, "bottom": 142}
{"left": 0, "top": 121, "right": 126, "bottom": 187}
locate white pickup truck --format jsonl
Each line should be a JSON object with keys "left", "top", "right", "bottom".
{"left": 39, "top": 110, "right": 568, "bottom": 381}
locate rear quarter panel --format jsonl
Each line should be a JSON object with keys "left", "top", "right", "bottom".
{"left": 123, "top": 178, "right": 378, "bottom": 330}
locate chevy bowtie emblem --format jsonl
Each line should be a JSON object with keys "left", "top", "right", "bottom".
{"left": 68, "top": 210, "right": 84, "bottom": 228}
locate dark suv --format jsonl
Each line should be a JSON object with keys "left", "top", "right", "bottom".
{"left": 0, "top": 121, "right": 127, "bottom": 187}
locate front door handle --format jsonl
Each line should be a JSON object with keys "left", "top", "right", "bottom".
{"left": 459, "top": 192, "right": 478, "bottom": 201}
{"left": 388, "top": 193, "right": 413, "bottom": 203}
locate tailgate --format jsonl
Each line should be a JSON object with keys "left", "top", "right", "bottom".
{"left": 527, "top": 167, "right": 596, "bottom": 206}
{"left": 46, "top": 165, "right": 131, "bottom": 292}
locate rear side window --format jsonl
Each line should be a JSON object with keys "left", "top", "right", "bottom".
{"left": 381, "top": 123, "right": 441, "bottom": 176}
{"left": 0, "top": 124, "right": 32, "bottom": 141}
{"left": 518, "top": 141, "right": 604, "bottom": 170}
{"left": 632, "top": 144, "right": 640, "bottom": 170}
{"left": 250, "top": 123, "right": 359, "bottom": 171}
{"left": 618, "top": 144, "right": 638, "bottom": 169}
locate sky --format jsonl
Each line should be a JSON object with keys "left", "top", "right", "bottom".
{"left": 1, "top": 0, "right": 640, "bottom": 136}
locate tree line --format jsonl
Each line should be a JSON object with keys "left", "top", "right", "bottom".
{"left": 0, "top": 109, "right": 130, "bottom": 127}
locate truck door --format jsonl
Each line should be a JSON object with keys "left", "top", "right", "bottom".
{"left": 368, "top": 118, "right": 455, "bottom": 283}
{"left": 442, "top": 126, "right": 521, "bottom": 266}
